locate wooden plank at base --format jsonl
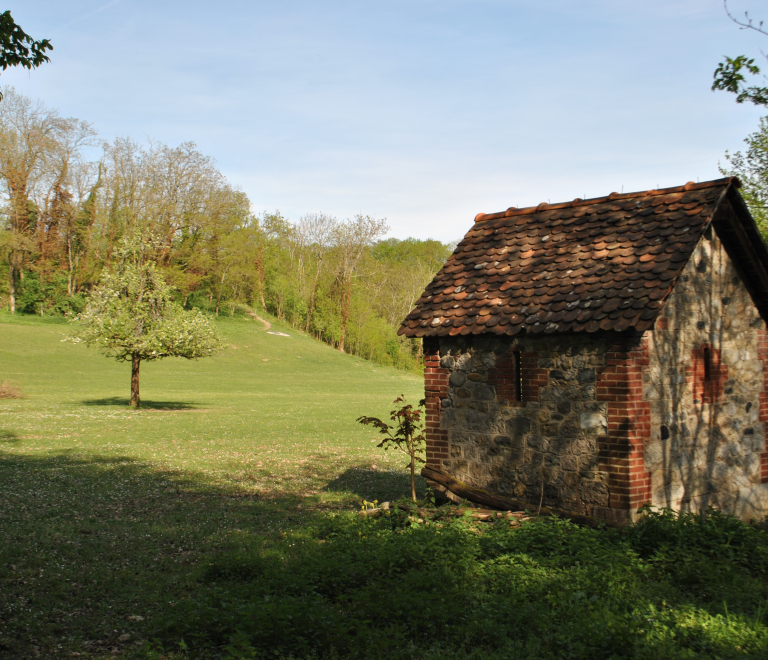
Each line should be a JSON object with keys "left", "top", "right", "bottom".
{"left": 421, "top": 465, "right": 620, "bottom": 528}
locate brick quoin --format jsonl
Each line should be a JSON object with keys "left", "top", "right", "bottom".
{"left": 423, "top": 337, "right": 450, "bottom": 468}
{"left": 596, "top": 335, "right": 652, "bottom": 513}
{"left": 758, "top": 329, "right": 768, "bottom": 484}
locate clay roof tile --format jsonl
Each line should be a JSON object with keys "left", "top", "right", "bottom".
{"left": 400, "top": 177, "right": 739, "bottom": 337}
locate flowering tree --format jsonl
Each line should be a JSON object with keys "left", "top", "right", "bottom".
{"left": 70, "top": 234, "right": 223, "bottom": 407}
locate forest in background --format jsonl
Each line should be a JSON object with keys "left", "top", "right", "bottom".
{"left": 0, "top": 87, "right": 454, "bottom": 372}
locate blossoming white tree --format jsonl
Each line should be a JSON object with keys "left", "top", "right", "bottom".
{"left": 71, "top": 233, "right": 223, "bottom": 407}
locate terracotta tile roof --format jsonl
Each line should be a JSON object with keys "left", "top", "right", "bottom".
{"left": 399, "top": 178, "right": 741, "bottom": 338}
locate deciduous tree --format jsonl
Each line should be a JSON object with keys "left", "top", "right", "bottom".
{"left": 333, "top": 215, "right": 388, "bottom": 353}
{"left": 357, "top": 396, "right": 426, "bottom": 502}
{"left": 70, "top": 233, "right": 223, "bottom": 407}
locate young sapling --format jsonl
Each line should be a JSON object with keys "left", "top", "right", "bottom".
{"left": 357, "top": 395, "right": 426, "bottom": 502}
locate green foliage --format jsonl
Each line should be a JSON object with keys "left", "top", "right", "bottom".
{"left": 713, "top": 4, "right": 768, "bottom": 107}
{"left": 16, "top": 271, "right": 85, "bottom": 316}
{"left": 713, "top": 55, "right": 768, "bottom": 106}
{"left": 0, "top": 11, "right": 52, "bottom": 72}
{"left": 357, "top": 396, "right": 427, "bottom": 501}
{"left": 721, "top": 116, "right": 768, "bottom": 241}
{"left": 628, "top": 507, "right": 768, "bottom": 575}
{"left": 151, "top": 509, "right": 768, "bottom": 659}
{"left": 0, "top": 88, "right": 450, "bottom": 373}
{"left": 70, "top": 234, "right": 223, "bottom": 363}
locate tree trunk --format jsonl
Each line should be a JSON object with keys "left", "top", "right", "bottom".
{"left": 339, "top": 276, "right": 352, "bottom": 353}
{"left": 305, "top": 262, "right": 322, "bottom": 331}
{"left": 8, "top": 262, "right": 16, "bottom": 314}
{"left": 215, "top": 269, "right": 227, "bottom": 316}
{"left": 410, "top": 443, "right": 417, "bottom": 502}
{"left": 254, "top": 252, "right": 267, "bottom": 312}
{"left": 130, "top": 354, "right": 141, "bottom": 408}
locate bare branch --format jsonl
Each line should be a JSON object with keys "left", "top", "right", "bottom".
{"left": 725, "top": 0, "right": 768, "bottom": 38}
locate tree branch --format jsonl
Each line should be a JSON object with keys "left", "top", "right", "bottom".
{"left": 725, "top": 0, "right": 768, "bottom": 37}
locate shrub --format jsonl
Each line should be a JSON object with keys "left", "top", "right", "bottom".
{"left": 148, "top": 508, "right": 768, "bottom": 659}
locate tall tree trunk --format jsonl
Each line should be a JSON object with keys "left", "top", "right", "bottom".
{"left": 67, "top": 240, "right": 75, "bottom": 296}
{"left": 8, "top": 262, "right": 16, "bottom": 314}
{"left": 215, "top": 269, "right": 227, "bottom": 316}
{"left": 338, "top": 276, "right": 352, "bottom": 353}
{"left": 130, "top": 354, "right": 141, "bottom": 408}
{"left": 305, "top": 262, "right": 322, "bottom": 332}
{"left": 254, "top": 252, "right": 267, "bottom": 312}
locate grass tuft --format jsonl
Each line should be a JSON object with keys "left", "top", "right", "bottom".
{"left": 0, "top": 380, "right": 22, "bottom": 399}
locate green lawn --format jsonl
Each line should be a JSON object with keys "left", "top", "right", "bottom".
{"left": 0, "top": 312, "right": 423, "bottom": 658}
{"left": 3, "top": 312, "right": 768, "bottom": 660}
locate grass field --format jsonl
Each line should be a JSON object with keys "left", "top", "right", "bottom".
{"left": 0, "top": 311, "right": 423, "bottom": 658}
{"left": 4, "top": 312, "right": 768, "bottom": 660}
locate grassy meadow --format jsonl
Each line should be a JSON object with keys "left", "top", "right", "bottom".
{"left": 3, "top": 312, "right": 768, "bottom": 660}
{"left": 0, "top": 311, "right": 422, "bottom": 658}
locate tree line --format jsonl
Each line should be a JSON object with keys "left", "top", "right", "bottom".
{"left": 0, "top": 87, "right": 453, "bottom": 372}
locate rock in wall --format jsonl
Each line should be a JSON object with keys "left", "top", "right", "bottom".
{"left": 645, "top": 227, "right": 768, "bottom": 520}
{"left": 432, "top": 333, "right": 616, "bottom": 517}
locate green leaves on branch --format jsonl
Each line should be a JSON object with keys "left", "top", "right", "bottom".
{"left": 0, "top": 11, "right": 52, "bottom": 71}
{"left": 712, "top": 55, "right": 768, "bottom": 106}
{"left": 69, "top": 233, "right": 223, "bottom": 363}
{"left": 357, "top": 395, "right": 426, "bottom": 502}
{"left": 720, "top": 116, "right": 768, "bottom": 240}
{"left": 713, "top": 3, "right": 768, "bottom": 106}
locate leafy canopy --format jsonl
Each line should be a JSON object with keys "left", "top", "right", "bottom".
{"left": 0, "top": 11, "right": 52, "bottom": 71}
{"left": 720, "top": 116, "right": 768, "bottom": 240}
{"left": 70, "top": 234, "right": 223, "bottom": 362}
{"left": 712, "top": 2, "right": 768, "bottom": 106}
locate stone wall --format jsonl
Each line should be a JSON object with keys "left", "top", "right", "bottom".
{"left": 424, "top": 227, "right": 768, "bottom": 522}
{"left": 426, "top": 332, "right": 623, "bottom": 520}
{"left": 645, "top": 227, "right": 768, "bottom": 520}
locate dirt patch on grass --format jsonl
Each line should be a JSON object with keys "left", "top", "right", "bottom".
{"left": 0, "top": 381, "right": 22, "bottom": 399}
{"left": 247, "top": 311, "right": 271, "bottom": 330}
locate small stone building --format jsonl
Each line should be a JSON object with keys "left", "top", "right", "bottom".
{"left": 399, "top": 178, "right": 768, "bottom": 523}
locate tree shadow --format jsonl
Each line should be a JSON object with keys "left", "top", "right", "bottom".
{"left": 0, "top": 429, "right": 19, "bottom": 444}
{"left": 0, "top": 450, "right": 762, "bottom": 659}
{"left": 80, "top": 397, "right": 203, "bottom": 410}
{"left": 323, "top": 466, "right": 426, "bottom": 502}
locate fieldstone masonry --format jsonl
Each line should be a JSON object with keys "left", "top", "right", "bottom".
{"left": 644, "top": 228, "right": 768, "bottom": 520}
{"left": 424, "top": 228, "right": 768, "bottom": 522}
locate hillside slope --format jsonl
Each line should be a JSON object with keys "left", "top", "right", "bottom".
{"left": 0, "top": 311, "right": 423, "bottom": 494}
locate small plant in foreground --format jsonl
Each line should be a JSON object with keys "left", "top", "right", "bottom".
{"left": 357, "top": 395, "right": 426, "bottom": 502}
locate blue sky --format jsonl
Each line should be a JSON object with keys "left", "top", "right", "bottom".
{"left": 4, "top": 0, "right": 768, "bottom": 240}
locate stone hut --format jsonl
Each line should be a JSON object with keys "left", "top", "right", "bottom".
{"left": 399, "top": 177, "right": 768, "bottom": 523}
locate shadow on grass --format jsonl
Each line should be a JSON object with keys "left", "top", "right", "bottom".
{"left": 0, "top": 450, "right": 308, "bottom": 658}
{"left": 81, "top": 397, "right": 203, "bottom": 410}
{"left": 324, "top": 466, "right": 427, "bottom": 502}
{"left": 1, "top": 451, "right": 766, "bottom": 660}
{"left": 0, "top": 429, "right": 19, "bottom": 443}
